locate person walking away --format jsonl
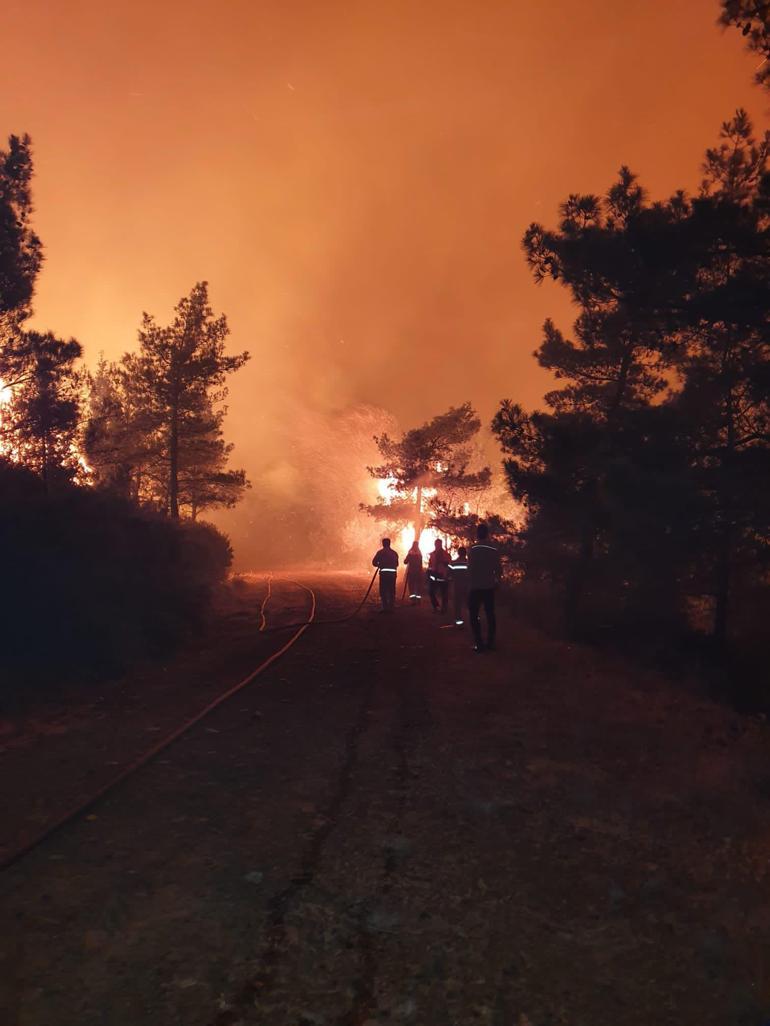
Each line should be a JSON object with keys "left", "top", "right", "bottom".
{"left": 468, "top": 523, "right": 501, "bottom": 651}
{"left": 404, "top": 540, "right": 424, "bottom": 603}
{"left": 448, "top": 546, "right": 470, "bottom": 625}
{"left": 427, "top": 538, "right": 451, "bottom": 614}
{"left": 372, "top": 537, "right": 399, "bottom": 612}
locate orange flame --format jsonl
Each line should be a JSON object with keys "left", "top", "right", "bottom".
{"left": 376, "top": 476, "right": 444, "bottom": 557}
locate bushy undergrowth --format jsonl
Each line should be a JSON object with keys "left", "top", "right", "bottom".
{"left": 504, "top": 566, "right": 770, "bottom": 712}
{"left": 0, "top": 463, "right": 232, "bottom": 694}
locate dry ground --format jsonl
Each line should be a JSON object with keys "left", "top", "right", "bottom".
{"left": 2, "top": 571, "right": 770, "bottom": 1026}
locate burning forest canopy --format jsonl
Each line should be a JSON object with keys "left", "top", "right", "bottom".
{"left": 1, "top": 0, "right": 770, "bottom": 666}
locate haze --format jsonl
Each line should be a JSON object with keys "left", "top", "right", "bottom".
{"left": 0, "top": 0, "right": 762, "bottom": 562}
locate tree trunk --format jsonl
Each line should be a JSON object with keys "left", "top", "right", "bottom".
{"left": 713, "top": 519, "right": 731, "bottom": 648}
{"left": 565, "top": 342, "right": 632, "bottom": 634}
{"left": 169, "top": 405, "right": 179, "bottom": 518}
{"left": 713, "top": 374, "right": 735, "bottom": 649}
{"left": 413, "top": 484, "right": 423, "bottom": 542}
{"left": 565, "top": 514, "right": 596, "bottom": 636}
{"left": 41, "top": 432, "right": 49, "bottom": 494}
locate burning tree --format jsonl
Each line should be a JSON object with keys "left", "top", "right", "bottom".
{"left": 362, "top": 403, "right": 491, "bottom": 549}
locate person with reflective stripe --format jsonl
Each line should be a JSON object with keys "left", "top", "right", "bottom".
{"left": 427, "top": 538, "right": 451, "bottom": 614}
{"left": 403, "top": 540, "right": 424, "bottom": 603}
{"left": 468, "top": 523, "right": 501, "bottom": 651}
{"left": 372, "top": 537, "right": 399, "bottom": 612}
{"left": 448, "top": 546, "right": 470, "bottom": 625}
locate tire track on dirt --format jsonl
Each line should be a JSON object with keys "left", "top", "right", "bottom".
{"left": 335, "top": 667, "right": 433, "bottom": 1026}
{"left": 210, "top": 649, "right": 379, "bottom": 1026}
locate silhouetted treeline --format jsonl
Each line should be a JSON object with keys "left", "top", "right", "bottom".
{"left": 0, "top": 462, "right": 231, "bottom": 694}
{"left": 494, "top": 112, "right": 770, "bottom": 673}
{"left": 0, "top": 136, "right": 247, "bottom": 690}
{"left": 721, "top": 2, "right": 770, "bottom": 89}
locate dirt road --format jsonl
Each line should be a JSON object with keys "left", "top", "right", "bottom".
{"left": 2, "top": 572, "right": 770, "bottom": 1025}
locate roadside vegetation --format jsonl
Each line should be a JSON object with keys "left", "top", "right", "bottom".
{"left": 1, "top": 2, "right": 769, "bottom": 706}
{"left": 360, "top": 108, "right": 769, "bottom": 709}
{"left": 0, "top": 138, "right": 248, "bottom": 694}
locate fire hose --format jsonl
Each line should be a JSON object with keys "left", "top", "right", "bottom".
{"left": 1, "top": 569, "right": 392, "bottom": 873}
{"left": 261, "top": 567, "right": 380, "bottom": 632}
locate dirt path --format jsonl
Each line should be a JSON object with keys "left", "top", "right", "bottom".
{"left": 2, "top": 572, "right": 770, "bottom": 1025}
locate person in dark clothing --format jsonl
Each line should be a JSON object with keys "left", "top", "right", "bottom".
{"left": 427, "top": 538, "right": 451, "bottom": 614}
{"left": 448, "top": 546, "right": 470, "bottom": 625}
{"left": 404, "top": 540, "right": 424, "bottom": 603}
{"left": 372, "top": 538, "right": 399, "bottom": 612}
{"left": 468, "top": 523, "right": 501, "bottom": 651}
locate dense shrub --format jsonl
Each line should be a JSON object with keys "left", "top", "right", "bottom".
{"left": 0, "top": 464, "right": 232, "bottom": 693}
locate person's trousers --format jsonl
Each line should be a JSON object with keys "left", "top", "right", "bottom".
{"left": 379, "top": 572, "right": 396, "bottom": 610}
{"left": 407, "top": 571, "right": 423, "bottom": 598}
{"left": 453, "top": 586, "right": 468, "bottom": 623}
{"left": 469, "top": 587, "right": 496, "bottom": 646}
{"left": 429, "top": 577, "right": 448, "bottom": 611}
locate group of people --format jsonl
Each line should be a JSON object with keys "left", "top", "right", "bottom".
{"left": 371, "top": 524, "right": 501, "bottom": 652}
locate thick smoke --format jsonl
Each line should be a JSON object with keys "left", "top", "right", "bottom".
{"left": 210, "top": 400, "right": 397, "bottom": 570}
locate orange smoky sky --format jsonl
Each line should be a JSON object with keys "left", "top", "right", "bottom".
{"left": 0, "top": 0, "right": 764, "bottom": 557}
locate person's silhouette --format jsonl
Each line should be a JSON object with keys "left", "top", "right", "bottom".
{"left": 427, "top": 538, "right": 450, "bottom": 614}
{"left": 404, "top": 539, "right": 424, "bottom": 602}
{"left": 448, "top": 545, "right": 470, "bottom": 625}
{"left": 371, "top": 537, "right": 399, "bottom": 612}
{"left": 468, "top": 523, "right": 501, "bottom": 651}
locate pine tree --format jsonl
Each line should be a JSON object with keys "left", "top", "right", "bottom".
{"left": 496, "top": 111, "right": 770, "bottom": 644}
{"left": 674, "top": 111, "right": 770, "bottom": 644}
{"left": 176, "top": 397, "right": 249, "bottom": 519}
{"left": 3, "top": 330, "right": 83, "bottom": 488}
{"left": 720, "top": 2, "right": 770, "bottom": 89}
{"left": 363, "top": 403, "right": 491, "bottom": 541}
{"left": 0, "top": 135, "right": 42, "bottom": 328}
{"left": 127, "top": 282, "right": 249, "bottom": 517}
{"left": 83, "top": 357, "right": 158, "bottom": 500}
{"left": 511, "top": 168, "right": 687, "bottom": 625}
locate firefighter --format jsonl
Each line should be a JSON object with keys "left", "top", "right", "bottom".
{"left": 468, "top": 523, "right": 501, "bottom": 651}
{"left": 427, "top": 538, "right": 451, "bottom": 614}
{"left": 448, "top": 546, "right": 470, "bottom": 625}
{"left": 372, "top": 537, "right": 399, "bottom": 612}
{"left": 403, "top": 540, "right": 424, "bottom": 603}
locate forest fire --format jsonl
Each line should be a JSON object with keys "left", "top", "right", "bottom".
{"left": 375, "top": 476, "right": 443, "bottom": 555}
{"left": 0, "top": 378, "right": 12, "bottom": 459}
{"left": 4, "top": 4, "right": 770, "bottom": 1024}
